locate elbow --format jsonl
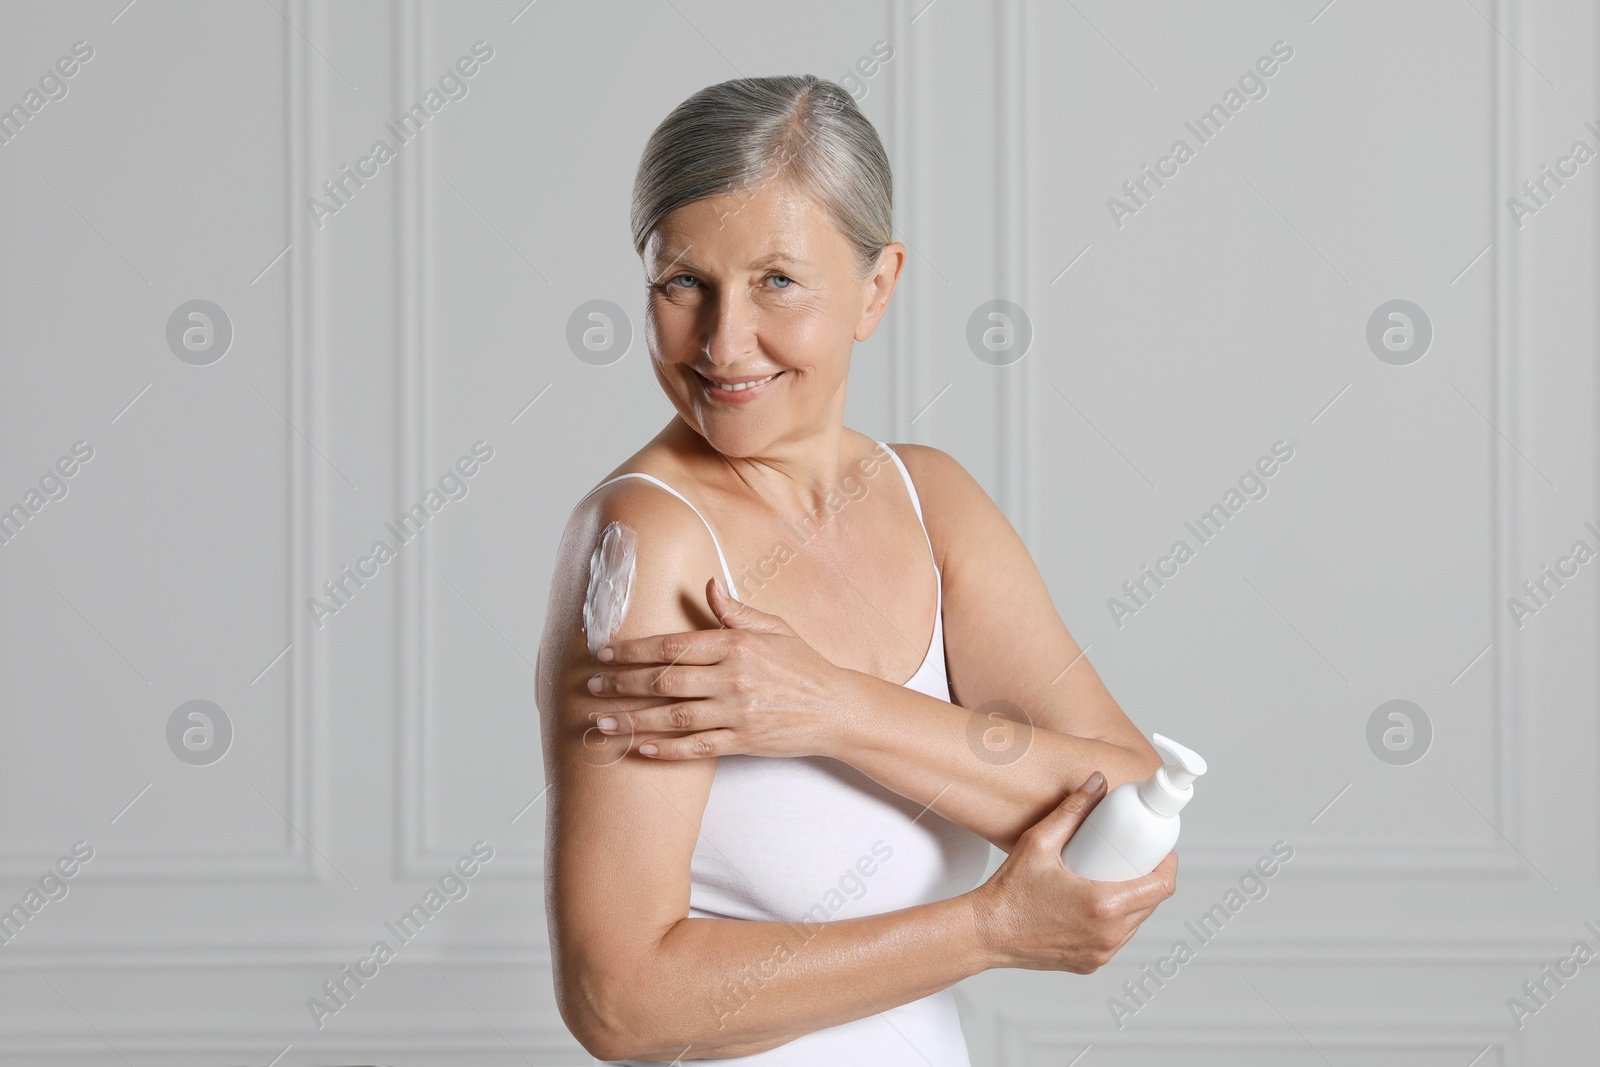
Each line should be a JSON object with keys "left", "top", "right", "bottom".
{"left": 559, "top": 954, "right": 707, "bottom": 1062}
{"left": 1087, "top": 741, "right": 1162, "bottom": 796}
{"left": 567, "top": 1017, "right": 627, "bottom": 1063}
{"left": 583, "top": 1030, "right": 637, "bottom": 1064}
{"left": 562, "top": 998, "right": 639, "bottom": 1061}
{"left": 570, "top": 1025, "right": 624, "bottom": 1063}
{"left": 1130, "top": 744, "right": 1164, "bottom": 781}
{"left": 1114, "top": 733, "right": 1163, "bottom": 783}
{"left": 556, "top": 958, "right": 648, "bottom": 1061}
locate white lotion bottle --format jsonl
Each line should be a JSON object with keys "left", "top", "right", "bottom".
{"left": 1060, "top": 733, "right": 1207, "bottom": 881}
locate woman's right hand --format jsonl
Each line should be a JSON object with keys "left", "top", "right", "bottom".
{"left": 967, "top": 771, "right": 1179, "bottom": 973}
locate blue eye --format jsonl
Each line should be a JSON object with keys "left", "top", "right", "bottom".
{"left": 769, "top": 274, "right": 793, "bottom": 288}
{"left": 669, "top": 274, "right": 697, "bottom": 288}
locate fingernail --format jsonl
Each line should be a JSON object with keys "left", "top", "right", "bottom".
{"left": 640, "top": 743, "right": 658, "bottom": 755}
{"left": 587, "top": 675, "right": 602, "bottom": 693}
{"left": 597, "top": 716, "right": 617, "bottom": 731}
{"left": 598, "top": 646, "right": 614, "bottom": 661}
{"left": 1085, "top": 771, "right": 1105, "bottom": 792}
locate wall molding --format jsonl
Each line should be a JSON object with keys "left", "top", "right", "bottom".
{"left": 997, "top": 1014, "right": 1513, "bottom": 1067}
{"left": 0, "top": 0, "right": 328, "bottom": 885}
{"left": 0, "top": 1021, "right": 587, "bottom": 1062}
{"left": 999, "top": 0, "right": 1032, "bottom": 540}
{"left": 2, "top": 923, "right": 1587, "bottom": 969}
{"left": 391, "top": 0, "right": 540, "bottom": 881}
{"left": 1113, "top": 0, "right": 1530, "bottom": 878}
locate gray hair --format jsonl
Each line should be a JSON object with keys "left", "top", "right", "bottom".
{"left": 630, "top": 74, "right": 893, "bottom": 279}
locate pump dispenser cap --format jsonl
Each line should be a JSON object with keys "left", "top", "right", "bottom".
{"left": 1138, "top": 733, "right": 1208, "bottom": 818}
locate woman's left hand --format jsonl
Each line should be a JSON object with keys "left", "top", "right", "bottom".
{"left": 585, "top": 578, "right": 855, "bottom": 760}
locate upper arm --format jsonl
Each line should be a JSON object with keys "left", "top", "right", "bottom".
{"left": 893, "top": 443, "right": 1157, "bottom": 762}
{"left": 535, "top": 482, "right": 725, "bottom": 1051}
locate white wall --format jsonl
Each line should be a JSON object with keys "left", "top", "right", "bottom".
{"left": 0, "top": 1, "right": 1595, "bottom": 1063}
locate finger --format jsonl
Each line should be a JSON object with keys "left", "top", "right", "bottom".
{"left": 1119, "top": 862, "right": 1179, "bottom": 907}
{"left": 588, "top": 663, "right": 715, "bottom": 698}
{"left": 1112, "top": 922, "right": 1144, "bottom": 955}
{"left": 1119, "top": 898, "right": 1165, "bottom": 927}
{"left": 597, "top": 629, "right": 735, "bottom": 666}
{"left": 707, "top": 578, "right": 797, "bottom": 636}
{"left": 599, "top": 702, "right": 712, "bottom": 736}
{"left": 1029, "top": 771, "right": 1108, "bottom": 854}
{"left": 637, "top": 728, "right": 739, "bottom": 760}
{"left": 1145, "top": 850, "right": 1179, "bottom": 885}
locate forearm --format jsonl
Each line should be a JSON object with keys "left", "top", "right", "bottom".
{"left": 832, "top": 671, "right": 1161, "bottom": 852}
{"left": 595, "top": 892, "right": 990, "bottom": 1060}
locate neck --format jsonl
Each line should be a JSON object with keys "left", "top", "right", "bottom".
{"left": 662, "top": 415, "right": 880, "bottom": 519}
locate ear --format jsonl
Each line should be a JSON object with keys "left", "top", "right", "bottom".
{"left": 855, "top": 243, "right": 906, "bottom": 342}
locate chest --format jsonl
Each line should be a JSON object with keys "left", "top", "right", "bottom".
{"left": 718, "top": 503, "right": 942, "bottom": 688}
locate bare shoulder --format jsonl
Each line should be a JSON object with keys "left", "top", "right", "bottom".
{"left": 538, "top": 476, "right": 727, "bottom": 719}
{"left": 882, "top": 444, "right": 1147, "bottom": 760}
{"left": 562, "top": 474, "right": 724, "bottom": 575}
{"left": 880, "top": 443, "right": 996, "bottom": 570}
{"left": 881, "top": 441, "right": 973, "bottom": 493}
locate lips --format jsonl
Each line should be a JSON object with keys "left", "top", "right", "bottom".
{"left": 695, "top": 369, "right": 784, "bottom": 401}
{"left": 704, "top": 371, "right": 779, "bottom": 391}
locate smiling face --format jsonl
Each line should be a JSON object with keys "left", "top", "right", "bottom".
{"left": 641, "top": 179, "right": 902, "bottom": 458}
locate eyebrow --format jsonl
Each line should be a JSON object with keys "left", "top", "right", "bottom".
{"left": 652, "top": 249, "right": 809, "bottom": 273}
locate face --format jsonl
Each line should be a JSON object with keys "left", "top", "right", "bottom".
{"left": 642, "top": 180, "right": 903, "bottom": 457}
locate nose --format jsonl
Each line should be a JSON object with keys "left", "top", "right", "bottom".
{"left": 702, "top": 288, "right": 758, "bottom": 368}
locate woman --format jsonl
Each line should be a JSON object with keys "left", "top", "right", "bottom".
{"left": 537, "top": 74, "right": 1177, "bottom": 1064}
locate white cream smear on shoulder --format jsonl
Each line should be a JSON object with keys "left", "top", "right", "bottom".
{"left": 583, "top": 520, "right": 637, "bottom": 659}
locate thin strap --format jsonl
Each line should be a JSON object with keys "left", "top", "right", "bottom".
{"left": 574, "top": 472, "right": 737, "bottom": 594}
{"left": 877, "top": 442, "right": 938, "bottom": 573}
{"left": 878, "top": 442, "right": 943, "bottom": 685}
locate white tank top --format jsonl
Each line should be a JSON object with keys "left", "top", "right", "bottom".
{"left": 580, "top": 442, "right": 991, "bottom": 1065}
